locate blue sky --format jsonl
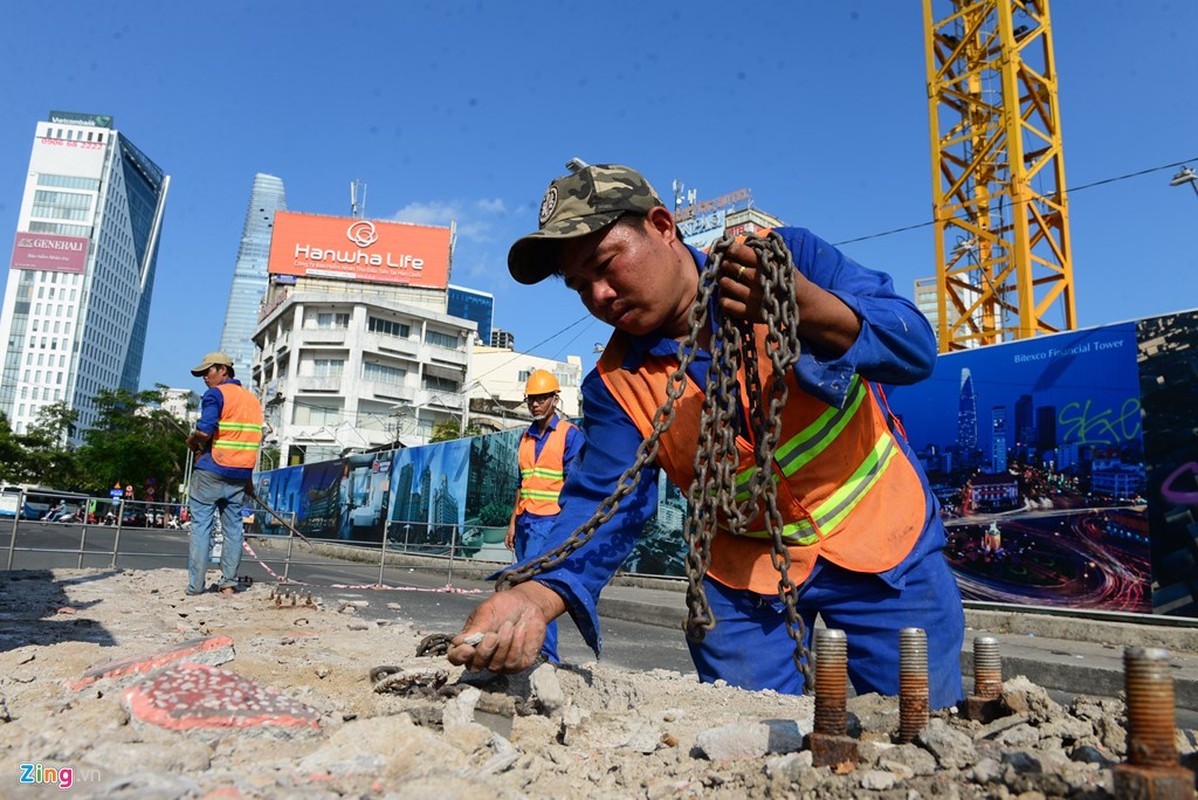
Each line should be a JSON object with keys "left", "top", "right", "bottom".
{"left": 2, "top": 1, "right": 1196, "bottom": 392}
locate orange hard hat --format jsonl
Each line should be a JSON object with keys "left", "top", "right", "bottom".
{"left": 525, "top": 370, "right": 560, "bottom": 396}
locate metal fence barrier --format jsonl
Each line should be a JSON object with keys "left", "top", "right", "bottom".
{"left": 2, "top": 487, "right": 517, "bottom": 590}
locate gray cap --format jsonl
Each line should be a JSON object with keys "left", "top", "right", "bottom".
{"left": 507, "top": 163, "right": 665, "bottom": 285}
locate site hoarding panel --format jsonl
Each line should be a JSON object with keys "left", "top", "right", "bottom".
{"left": 884, "top": 323, "right": 1152, "bottom": 615}
{"left": 267, "top": 211, "right": 451, "bottom": 288}
{"left": 1135, "top": 309, "right": 1198, "bottom": 617}
{"left": 10, "top": 232, "right": 89, "bottom": 273}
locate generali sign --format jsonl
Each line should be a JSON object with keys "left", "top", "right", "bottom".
{"left": 267, "top": 211, "right": 451, "bottom": 288}
{"left": 10, "top": 232, "right": 89, "bottom": 273}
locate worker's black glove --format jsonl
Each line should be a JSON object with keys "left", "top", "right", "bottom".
{"left": 243, "top": 479, "right": 256, "bottom": 499}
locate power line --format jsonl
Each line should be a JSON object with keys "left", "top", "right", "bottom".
{"left": 832, "top": 155, "right": 1198, "bottom": 247}
{"left": 470, "top": 314, "right": 593, "bottom": 383}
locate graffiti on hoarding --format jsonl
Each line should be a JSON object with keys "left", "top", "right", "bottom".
{"left": 1058, "top": 398, "right": 1141, "bottom": 446}
{"left": 1161, "top": 462, "right": 1198, "bottom": 505}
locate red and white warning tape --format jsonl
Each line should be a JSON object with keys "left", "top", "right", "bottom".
{"left": 241, "top": 540, "right": 485, "bottom": 595}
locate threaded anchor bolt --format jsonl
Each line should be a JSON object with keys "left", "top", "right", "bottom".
{"left": 898, "top": 627, "right": 929, "bottom": 744}
{"left": 813, "top": 628, "right": 848, "bottom": 736}
{"left": 1124, "top": 646, "right": 1179, "bottom": 768}
{"left": 806, "top": 628, "right": 858, "bottom": 768}
{"left": 973, "top": 635, "right": 1002, "bottom": 699}
{"left": 1113, "top": 646, "right": 1193, "bottom": 799}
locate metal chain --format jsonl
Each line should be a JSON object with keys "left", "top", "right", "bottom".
{"left": 684, "top": 232, "right": 813, "bottom": 693}
{"left": 496, "top": 231, "right": 814, "bottom": 693}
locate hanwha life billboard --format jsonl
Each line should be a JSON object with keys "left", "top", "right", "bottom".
{"left": 267, "top": 211, "right": 451, "bottom": 288}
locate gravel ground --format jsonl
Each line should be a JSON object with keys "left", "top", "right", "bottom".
{"left": 2, "top": 567, "right": 1196, "bottom": 799}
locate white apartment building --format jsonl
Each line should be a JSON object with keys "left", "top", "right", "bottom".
{"left": 466, "top": 346, "right": 582, "bottom": 432}
{"left": 253, "top": 280, "right": 476, "bottom": 464}
{"left": 0, "top": 111, "right": 169, "bottom": 438}
{"left": 914, "top": 276, "right": 939, "bottom": 344}
{"left": 159, "top": 387, "right": 198, "bottom": 427}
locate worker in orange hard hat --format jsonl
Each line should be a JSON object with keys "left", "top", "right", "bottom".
{"left": 504, "top": 369, "right": 586, "bottom": 665}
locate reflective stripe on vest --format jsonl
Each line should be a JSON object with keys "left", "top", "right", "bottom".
{"left": 212, "top": 383, "right": 264, "bottom": 470}
{"left": 515, "top": 420, "right": 575, "bottom": 516}
{"left": 738, "top": 432, "right": 899, "bottom": 545}
{"left": 732, "top": 376, "right": 867, "bottom": 502}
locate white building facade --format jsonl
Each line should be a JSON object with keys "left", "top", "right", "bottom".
{"left": 0, "top": 111, "right": 169, "bottom": 437}
{"left": 466, "top": 345, "right": 582, "bottom": 432}
{"left": 253, "top": 280, "right": 476, "bottom": 464}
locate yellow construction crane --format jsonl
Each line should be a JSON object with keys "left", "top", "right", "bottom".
{"left": 923, "top": 0, "right": 1076, "bottom": 351}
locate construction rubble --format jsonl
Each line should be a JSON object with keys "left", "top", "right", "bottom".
{"left": 1, "top": 568, "right": 1196, "bottom": 799}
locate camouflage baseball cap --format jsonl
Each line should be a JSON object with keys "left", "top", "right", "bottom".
{"left": 507, "top": 163, "right": 665, "bottom": 285}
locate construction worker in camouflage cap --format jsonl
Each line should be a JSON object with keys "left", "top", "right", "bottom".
{"left": 458, "top": 159, "right": 965, "bottom": 710}
{"left": 508, "top": 162, "right": 666, "bottom": 285}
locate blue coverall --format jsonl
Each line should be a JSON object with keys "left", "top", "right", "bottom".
{"left": 504, "top": 228, "right": 966, "bottom": 708}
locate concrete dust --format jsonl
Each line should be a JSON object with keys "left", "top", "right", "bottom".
{"left": 1, "top": 568, "right": 1195, "bottom": 798}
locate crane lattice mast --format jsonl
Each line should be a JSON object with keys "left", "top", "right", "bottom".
{"left": 923, "top": 0, "right": 1076, "bottom": 351}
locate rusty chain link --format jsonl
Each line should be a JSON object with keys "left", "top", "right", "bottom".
{"left": 497, "top": 231, "right": 814, "bottom": 693}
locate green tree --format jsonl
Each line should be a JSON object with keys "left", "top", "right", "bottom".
{"left": 0, "top": 413, "right": 29, "bottom": 485}
{"left": 258, "top": 444, "right": 281, "bottom": 471}
{"left": 478, "top": 499, "right": 513, "bottom": 527}
{"left": 75, "top": 387, "right": 190, "bottom": 500}
{"left": 18, "top": 402, "right": 83, "bottom": 489}
{"left": 429, "top": 420, "right": 484, "bottom": 443}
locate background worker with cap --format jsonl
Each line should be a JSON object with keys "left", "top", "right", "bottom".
{"left": 504, "top": 369, "right": 585, "bottom": 665}
{"left": 184, "top": 351, "right": 264, "bottom": 596}
{"left": 449, "top": 162, "right": 965, "bottom": 708}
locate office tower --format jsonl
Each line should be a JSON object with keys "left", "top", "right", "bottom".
{"left": 447, "top": 285, "right": 494, "bottom": 345}
{"left": 1014, "top": 393, "right": 1034, "bottom": 446}
{"left": 991, "top": 405, "right": 1007, "bottom": 473}
{"left": 218, "top": 173, "right": 287, "bottom": 380}
{"left": 0, "top": 111, "right": 170, "bottom": 437}
{"left": 1037, "top": 405, "right": 1057, "bottom": 451}
{"left": 957, "top": 367, "right": 978, "bottom": 458}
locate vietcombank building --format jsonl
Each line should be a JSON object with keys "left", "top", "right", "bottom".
{"left": 0, "top": 110, "right": 170, "bottom": 437}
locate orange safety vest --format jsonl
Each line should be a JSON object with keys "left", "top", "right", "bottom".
{"left": 211, "top": 383, "right": 264, "bottom": 470}
{"left": 598, "top": 328, "right": 926, "bottom": 595}
{"left": 515, "top": 418, "right": 577, "bottom": 516}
